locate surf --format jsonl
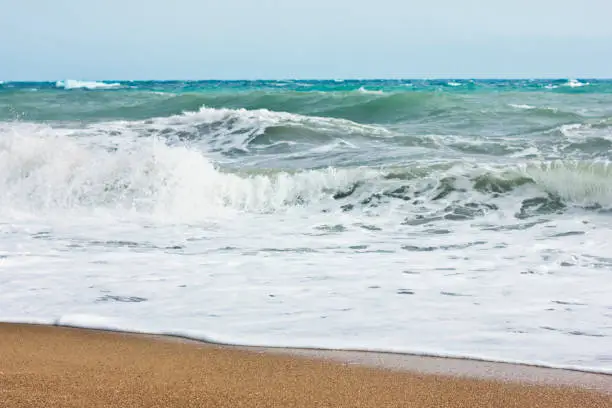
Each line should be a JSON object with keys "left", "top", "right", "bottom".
{"left": 2, "top": 121, "right": 612, "bottom": 223}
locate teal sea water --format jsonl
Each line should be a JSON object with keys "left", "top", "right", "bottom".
{"left": 1, "top": 78, "right": 611, "bottom": 372}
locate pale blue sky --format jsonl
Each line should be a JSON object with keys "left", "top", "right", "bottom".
{"left": 2, "top": 0, "right": 611, "bottom": 80}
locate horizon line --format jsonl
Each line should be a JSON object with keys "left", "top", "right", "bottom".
{"left": 3, "top": 77, "right": 612, "bottom": 83}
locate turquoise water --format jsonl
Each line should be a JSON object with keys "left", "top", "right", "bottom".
{"left": 1, "top": 78, "right": 611, "bottom": 372}
{"left": 2, "top": 79, "right": 611, "bottom": 168}
{"left": 2, "top": 79, "right": 612, "bottom": 123}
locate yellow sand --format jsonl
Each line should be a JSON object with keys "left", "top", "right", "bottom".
{"left": 0, "top": 323, "right": 610, "bottom": 407}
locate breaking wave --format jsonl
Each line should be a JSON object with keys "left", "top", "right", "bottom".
{"left": 0, "top": 124, "right": 379, "bottom": 218}
{"left": 51, "top": 106, "right": 392, "bottom": 156}
{"left": 2, "top": 121, "right": 612, "bottom": 222}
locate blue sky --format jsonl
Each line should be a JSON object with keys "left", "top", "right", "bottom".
{"left": 2, "top": 0, "right": 611, "bottom": 80}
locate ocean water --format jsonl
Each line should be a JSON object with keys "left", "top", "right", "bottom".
{"left": 1, "top": 79, "right": 611, "bottom": 373}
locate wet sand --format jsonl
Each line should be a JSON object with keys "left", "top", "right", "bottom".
{"left": 1, "top": 323, "right": 610, "bottom": 407}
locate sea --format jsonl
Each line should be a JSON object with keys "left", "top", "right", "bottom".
{"left": 1, "top": 78, "right": 611, "bottom": 373}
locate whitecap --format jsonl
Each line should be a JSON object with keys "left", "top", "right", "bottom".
{"left": 562, "top": 79, "right": 589, "bottom": 88}
{"left": 56, "top": 79, "right": 121, "bottom": 90}
{"left": 509, "top": 104, "right": 537, "bottom": 110}
{"left": 0, "top": 123, "right": 383, "bottom": 218}
{"left": 357, "top": 86, "right": 384, "bottom": 95}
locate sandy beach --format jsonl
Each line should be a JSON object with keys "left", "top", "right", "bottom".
{"left": 0, "top": 323, "right": 610, "bottom": 407}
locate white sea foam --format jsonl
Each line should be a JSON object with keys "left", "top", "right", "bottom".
{"left": 357, "top": 86, "right": 385, "bottom": 95}
{"left": 560, "top": 123, "right": 590, "bottom": 139}
{"left": 2, "top": 199, "right": 611, "bottom": 373}
{"left": 447, "top": 81, "right": 462, "bottom": 87}
{"left": 3, "top": 116, "right": 612, "bottom": 217}
{"left": 509, "top": 104, "right": 561, "bottom": 114}
{"left": 178, "top": 106, "right": 389, "bottom": 136}
{"left": 559, "top": 122, "right": 612, "bottom": 143}
{"left": 509, "top": 104, "right": 537, "bottom": 110}
{"left": 56, "top": 79, "right": 121, "bottom": 90}
{"left": 7, "top": 104, "right": 389, "bottom": 164}
{"left": 543, "top": 80, "right": 589, "bottom": 90}
{"left": 2, "top": 112, "right": 612, "bottom": 373}
{"left": 0, "top": 123, "right": 382, "bottom": 219}
{"left": 563, "top": 79, "right": 590, "bottom": 88}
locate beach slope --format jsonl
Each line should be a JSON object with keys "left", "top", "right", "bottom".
{"left": 0, "top": 323, "right": 610, "bottom": 407}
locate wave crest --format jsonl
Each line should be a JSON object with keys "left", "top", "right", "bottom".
{"left": 2, "top": 122, "right": 612, "bottom": 222}
{"left": 0, "top": 125, "right": 379, "bottom": 218}
{"left": 82, "top": 106, "right": 391, "bottom": 155}
{"left": 519, "top": 161, "right": 612, "bottom": 207}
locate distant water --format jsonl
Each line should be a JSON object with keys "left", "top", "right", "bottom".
{"left": 1, "top": 79, "right": 611, "bottom": 373}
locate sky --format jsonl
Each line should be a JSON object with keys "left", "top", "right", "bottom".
{"left": 1, "top": 0, "right": 611, "bottom": 80}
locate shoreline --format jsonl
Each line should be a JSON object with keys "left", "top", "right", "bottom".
{"left": 8, "top": 318, "right": 611, "bottom": 377}
{"left": 5, "top": 321, "right": 612, "bottom": 392}
{"left": 1, "top": 323, "right": 610, "bottom": 407}
{"left": 68, "top": 326, "right": 612, "bottom": 392}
